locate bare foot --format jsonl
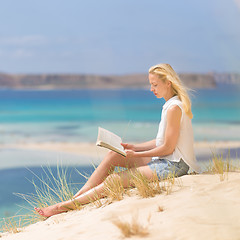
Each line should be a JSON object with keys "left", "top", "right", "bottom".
{"left": 34, "top": 203, "right": 67, "bottom": 218}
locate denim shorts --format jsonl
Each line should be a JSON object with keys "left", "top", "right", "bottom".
{"left": 147, "top": 158, "right": 189, "bottom": 180}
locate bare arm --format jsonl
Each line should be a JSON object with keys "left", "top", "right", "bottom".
{"left": 122, "top": 139, "right": 156, "bottom": 152}
{"left": 125, "top": 105, "right": 182, "bottom": 158}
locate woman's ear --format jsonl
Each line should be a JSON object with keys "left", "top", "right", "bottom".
{"left": 165, "top": 75, "right": 172, "bottom": 87}
{"left": 167, "top": 80, "right": 172, "bottom": 87}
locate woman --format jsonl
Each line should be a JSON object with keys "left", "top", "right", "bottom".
{"left": 35, "top": 63, "right": 200, "bottom": 217}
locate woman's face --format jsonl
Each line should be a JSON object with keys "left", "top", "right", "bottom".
{"left": 149, "top": 73, "right": 169, "bottom": 99}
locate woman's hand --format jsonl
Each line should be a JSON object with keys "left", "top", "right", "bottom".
{"left": 121, "top": 143, "right": 135, "bottom": 151}
{"left": 125, "top": 149, "right": 137, "bottom": 158}
{"left": 122, "top": 143, "right": 139, "bottom": 158}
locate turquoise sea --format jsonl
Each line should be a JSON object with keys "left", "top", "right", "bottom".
{"left": 0, "top": 84, "right": 239, "bottom": 144}
{"left": 0, "top": 83, "right": 240, "bottom": 227}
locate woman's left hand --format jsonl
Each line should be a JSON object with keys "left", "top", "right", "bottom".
{"left": 125, "top": 149, "right": 137, "bottom": 158}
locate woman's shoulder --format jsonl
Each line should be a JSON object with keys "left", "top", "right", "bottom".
{"left": 167, "top": 99, "right": 183, "bottom": 111}
{"left": 167, "top": 104, "right": 182, "bottom": 118}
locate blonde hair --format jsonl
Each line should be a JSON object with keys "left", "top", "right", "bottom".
{"left": 149, "top": 63, "right": 193, "bottom": 119}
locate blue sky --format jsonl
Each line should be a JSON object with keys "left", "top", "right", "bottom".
{"left": 0, "top": 0, "right": 240, "bottom": 74}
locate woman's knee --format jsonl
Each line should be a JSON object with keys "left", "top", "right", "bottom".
{"left": 136, "top": 165, "right": 154, "bottom": 180}
{"left": 104, "top": 172, "right": 132, "bottom": 188}
{"left": 104, "top": 173, "right": 122, "bottom": 185}
{"left": 104, "top": 151, "right": 123, "bottom": 165}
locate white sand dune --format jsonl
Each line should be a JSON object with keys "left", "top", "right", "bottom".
{"left": 1, "top": 172, "right": 240, "bottom": 240}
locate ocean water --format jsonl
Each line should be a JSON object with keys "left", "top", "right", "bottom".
{"left": 0, "top": 84, "right": 239, "bottom": 145}
{"left": 0, "top": 83, "right": 240, "bottom": 227}
{"left": 0, "top": 166, "right": 95, "bottom": 227}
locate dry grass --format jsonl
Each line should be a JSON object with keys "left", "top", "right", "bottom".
{"left": 157, "top": 206, "right": 164, "bottom": 212}
{"left": 0, "top": 214, "right": 35, "bottom": 234}
{"left": 129, "top": 168, "right": 178, "bottom": 197}
{"left": 1, "top": 165, "right": 83, "bottom": 233}
{"left": 86, "top": 188, "right": 105, "bottom": 208}
{"left": 130, "top": 170, "right": 162, "bottom": 198}
{"left": 112, "top": 212, "right": 149, "bottom": 238}
{"left": 86, "top": 167, "right": 172, "bottom": 208}
{"left": 160, "top": 171, "right": 176, "bottom": 195}
{"left": 103, "top": 174, "right": 125, "bottom": 202}
{"left": 1, "top": 217, "right": 22, "bottom": 234}
{"left": 15, "top": 166, "right": 78, "bottom": 210}
{"left": 4, "top": 163, "right": 179, "bottom": 234}
{"left": 206, "top": 151, "right": 239, "bottom": 181}
{"left": 84, "top": 167, "right": 127, "bottom": 208}
{"left": 0, "top": 210, "right": 43, "bottom": 234}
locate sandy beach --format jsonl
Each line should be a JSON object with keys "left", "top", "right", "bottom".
{"left": 1, "top": 171, "right": 240, "bottom": 240}
{"left": 0, "top": 141, "right": 240, "bottom": 239}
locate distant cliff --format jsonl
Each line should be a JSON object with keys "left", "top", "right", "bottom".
{"left": 0, "top": 72, "right": 223, "bottom": 89}
{"left": 213, "top": 73, "right": 240, "bottom": 84}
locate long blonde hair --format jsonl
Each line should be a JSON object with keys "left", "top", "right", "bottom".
{"left": 149, "top": 63, "right": 193, "bottom": 119}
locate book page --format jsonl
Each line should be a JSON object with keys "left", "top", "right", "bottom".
{"left": 96, "top": 127, "right": 126, "bottom": 154}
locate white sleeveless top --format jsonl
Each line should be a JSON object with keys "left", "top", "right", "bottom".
{"left": 155, "top": 96, "right": 201, "bottom": 173}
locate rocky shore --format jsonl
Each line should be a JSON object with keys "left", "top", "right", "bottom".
{"left": 0, "top": 72, "right": 222, "bottom": 89}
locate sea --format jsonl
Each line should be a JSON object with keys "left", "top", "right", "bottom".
{"left": 0, "top": 83, "right": 240, "bottom": 228}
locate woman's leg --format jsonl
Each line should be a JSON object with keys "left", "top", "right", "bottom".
{"left": 35, "top": 164, "right": 154, "bottom": 218}
{"left": 74, "top": 151, "right": 151, "bottom": 198}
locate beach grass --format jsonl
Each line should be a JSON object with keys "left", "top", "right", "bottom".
{"left": 205, "top": 150, "right": 240, "bottom": 181}
{"left": 130, "top": 170, "right": 162, "bottom": 198}
{"left": 0, "top": 213, "right": 37, "bottom": 234}
{"left": 1, "top": 164, "right": 179, "bottom": 233}
{"left": 1, "top": 216, "right": 22, "bottom": 234}
{"left": 157, "top": 205, "right": 164, "bottom": 212}
{"left": 161, "top": 171, "right": 178, "bottom": 195}
{"left": 112, "top": 212, "right": 149, "bottom": 238}
{"left": 103, "top": 173, "right": 125, "bottom": 202}
{"left": 15, "top": 166, "right": 79, "bottom": 209}
{"left": 3, "top": 165, "right": 84, "bottom": 232}
{"left": 86, "top": 189, "right": 104, "bottom": 208}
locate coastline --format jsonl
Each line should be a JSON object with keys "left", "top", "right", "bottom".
{"left": 0, "top": 141, "right": 239, "bottom": 170}
{"left": 0, "top": 72, "right": 218, "bottom": 90}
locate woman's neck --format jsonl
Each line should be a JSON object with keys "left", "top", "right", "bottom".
{"left": 164, "top": 92, "right": 177, "bottom": 102}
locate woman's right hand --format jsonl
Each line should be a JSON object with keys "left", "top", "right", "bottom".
{"left": 121, "top": 143, "right": 135, "bottom": 151}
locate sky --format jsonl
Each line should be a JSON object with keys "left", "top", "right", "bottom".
{"left": 0, "top": 0, "right": 240, "bottom": 74}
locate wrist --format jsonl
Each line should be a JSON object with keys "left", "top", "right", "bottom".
{"left": 132, "top": 145, "right": 137, "bottom": 151}
{"left": 134, "top": 151, "right": 144, "bottom": 157}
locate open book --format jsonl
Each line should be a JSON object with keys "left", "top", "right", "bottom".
{"left": 96, "top": 127, "right": 126, "bottom": 157}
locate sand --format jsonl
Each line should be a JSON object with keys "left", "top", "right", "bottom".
{"left": 0, "top": 142, "right": 108, "bottom": 170}
{"left": 2, "top": 141, "right": 240, "bottom": 156}
{"left": 0, "top": 141, "right": 240, "bottom": 239}
{"left": 0, "top": 142, "right": 107, "bottom": 158}
{"left": 0, "top": 141, "right": 240, "bottom": 171}
{"left": 0, "top": 172, "right": 240, "bottom": 240}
